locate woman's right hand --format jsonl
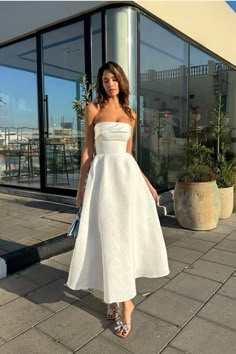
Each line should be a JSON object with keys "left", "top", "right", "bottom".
{"left": 76, "top": 190, "right": 84, "bottom": 208}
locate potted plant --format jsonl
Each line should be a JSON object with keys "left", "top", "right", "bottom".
{"left": 72, "top": 74, "right": 96, "bottom": 120}
{"left": 174, "top": 143, "right": 221, "bottom": 230}
{"left": 214, "top": 160, "right": 235, "bottom": 219}
{"left": 211, "top": 94, "right": 235, "bottom": 219}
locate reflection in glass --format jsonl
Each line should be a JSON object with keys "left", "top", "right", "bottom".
{"left": 91, "top": 13, "right": 102, "bottom": 85}
{"left": 189, "top": 46, "right": 235, "bottom": 155}
{"left": 140, "top": 15, "right": 188, "bottom": 191}
{"left": 0, "top": 38, "right": 40, "bottom": 188}
{"left": 42, "top": 22, "right": 85, "bottom": 189}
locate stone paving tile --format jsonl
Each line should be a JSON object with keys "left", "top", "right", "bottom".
{"left": 226, "top": 230, "right": 236, "bottom": 240}
{"left": 36, "top": 303, "right": 109, "bottom": 351}
{"left": 174, "top": 238, "right": 214, "bottom": 253}
{"left": 78, "top": 292, "right": 108, "bottom": 318}
{"left": 213, "top": 224, "right": 236, "bottom": 234}
{"left": 163, "top": 272, "right": 220, "bottom": 302}
{"left": 75, "top": 336, "right": 132, "bottom": 354}
{"left": 44, "top": 212, "right": 75, "bottom": 223}
{"left": 0, "top": 216, "right": 25, "bottom": 226}
{"left": 136, "top": 277, "right": 169, "bottom": 296}
{"left": 0, "top": 297, "right": 52, "bottom": 341}
{"left": 0, "top": 225, "right": 42, "bottom": 241}
{"left": 137, "top": 288, "right": 202, "bottom": 327}
{"left": 18, "top": 262, "right": 67, "bottom": 286}
{"left": 190, "top": 230, "right": 226, "bottom": 243}
{"left": 218, "top": 217, "right": 236, "bottom": 227}
{"left": 13, "top": 218, "right": 63, "bottom": 230}
{"left": 162, "top": 228, "right": 193, "bottom": 240}
{"left": 167, "top": 246, "right": 202, "bottom": 264}
{"left": 167, "top": 260, "right": 189, "bottom": 279}
{"left": 0, "top": 273, "right": 40, "bottom": 306}
{"left": 201, "top": 248, "right": 236, "bottom": 267}
{"left": 41, "top": 258, "right": 71, "bottom": 273}
{"left": 101, "top": 309, "right": 178, "bottom": 354}
{"left": 215, "top": 239, "right": 236, "bottom": 253}
{"left": 0, "top": 237, "right": 41, "bottom": 253}
{"left": 164, "top": 238, "right": 179, "bottom": 247}
{"left": 26, "top": 277, "right": 88, "bottom": 313}
{"left": 51, "top": 222, "right": 71, "bottom": 232}
{"left": 161, "top": 347, "right": 185, "bottom": 354}
{"left": 0, "top": 328, "right": 72, "bottom": 354}
{"left": 184, "top": 259, "right": 235, "bottom": 282}
{"left": 51, "top": 250, "right": 73, "bottom": 269}
{"left": 33, "top": 227, "right": 67, "bottom": 240}
{"left": 217, "top": 277, "right": 236, "bottom": 300}
{"left": 2, "top": 213, "right": 40, "bottom": 222}
{"left": 171, "top": 317, "right": 236, "bottom": 354}
{"left": 198, "top": 294, "right": 236, "bottom": 331}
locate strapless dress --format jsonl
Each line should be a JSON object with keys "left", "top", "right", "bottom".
{"left": 67, "top": 122, "right": 169, "bottom": 303}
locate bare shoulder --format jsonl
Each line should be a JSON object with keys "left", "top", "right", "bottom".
{"left": 85, "top": 102, "right": 99, "bottom": 125}
{"left": 85, "top": 102, "right": 99, "bottom": 115}
{"left": 131, "top": 109, "right": 136, "bottom": 120}
{"left": 130, "top": 109, "right": 136, "bottom": 128}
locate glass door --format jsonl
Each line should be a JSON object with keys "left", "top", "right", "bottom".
{"left": 42, "top": 21, "right": 85, "bottom": 190}
{"left": 0, "top": 38, "right": 40, "bottom": 189}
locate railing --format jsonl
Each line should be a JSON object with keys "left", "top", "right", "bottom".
{"left": 188, "top": 65, "right": 208, "bottom": 77}
{"left": 140, "top": 68, "right": 180, "bottom": 81}
{"left": 141, "top": 63, "right": 233, "bottom": 81}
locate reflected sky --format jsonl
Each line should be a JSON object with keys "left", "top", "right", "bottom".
{"left": 226, "top": 1, "right": 236, "bottom": 11}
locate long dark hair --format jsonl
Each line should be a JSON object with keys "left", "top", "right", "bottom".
{"left": 95, "top": 61, "right": 133, "bottom": 120}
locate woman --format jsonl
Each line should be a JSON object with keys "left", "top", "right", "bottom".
{"left": 67, "top": 61, "right": 169, "bottom": 338}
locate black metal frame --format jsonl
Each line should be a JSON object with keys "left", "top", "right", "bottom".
{"left": 36, "top": 32, "right": 46, "bottom": 192}
{"left": 0, "top": 1, "right": 235, "bottom": 196}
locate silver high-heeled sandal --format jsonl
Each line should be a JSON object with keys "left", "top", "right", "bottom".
{"left": 106, "top": 304, "right": 120, "bottom": 320}
{"left": 114, "top": 320, "right": 131, "bottom": 338}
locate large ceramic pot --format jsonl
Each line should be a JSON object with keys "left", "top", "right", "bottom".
{"left": 219, "top": 186, "right": 234, "bottom": 219}
{"left": 174, "top": 181, "right": 221, "bottom": 230}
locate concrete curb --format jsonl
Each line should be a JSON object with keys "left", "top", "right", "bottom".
{"left": 0, "top": 234, "right": 75, "bottom": 278}
{"left": 0, "top": 257, "right": 7, "bottom": 279}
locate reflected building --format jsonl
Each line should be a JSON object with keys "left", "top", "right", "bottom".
{"left": 0, "top": 2, "right": 235, "bottom": 196}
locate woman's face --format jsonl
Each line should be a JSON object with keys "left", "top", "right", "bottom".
{"left": 102, "top": 70, "right": 119, "bottom": 97}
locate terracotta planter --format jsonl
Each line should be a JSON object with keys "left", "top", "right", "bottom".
{"left": 219, "top": 186, "right": 234, "bottom": 219}
{"left": 174, "top": 181, "right": 221, "bottom": 230}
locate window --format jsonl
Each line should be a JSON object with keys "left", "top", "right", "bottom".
{"left": 0, "top": 38, "right": 39, "bottom": 188}
{"left": 140, "top": 15, "right": 188, "bottom": 190}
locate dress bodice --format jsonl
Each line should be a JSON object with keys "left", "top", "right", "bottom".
{"left": 94, "top": 122, "right": 131, "bottom": 154}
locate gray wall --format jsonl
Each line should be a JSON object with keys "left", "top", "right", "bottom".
{"left": 0, "top": 1, "right": 101, "bottom": 44}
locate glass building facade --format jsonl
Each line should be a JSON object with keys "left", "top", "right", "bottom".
{"left": 0, "top": 4, "right": 236, "bottom": 195}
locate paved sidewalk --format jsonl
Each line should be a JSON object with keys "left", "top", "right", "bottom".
{"left": 0, "top": 193, "right": 236, "bottom": 353}
{"left": 0, "top": 192, "right": 76, "bottom": 275}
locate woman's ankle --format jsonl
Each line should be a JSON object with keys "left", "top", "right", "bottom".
{"left": 123, "top": 300, "right": 134, "bottom": 308}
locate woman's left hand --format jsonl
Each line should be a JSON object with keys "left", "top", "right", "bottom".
{"left": 149, "top": 186, "right": 159, "bottom": 202}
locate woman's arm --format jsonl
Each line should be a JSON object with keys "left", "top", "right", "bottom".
{"left": 76, "top": 103, "right": 97, "bottom": 208}
{"left": 126, "top": 111, "right": 159, "bottom": 202}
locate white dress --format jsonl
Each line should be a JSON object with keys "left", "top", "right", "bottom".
{"left": 67, "top": 122, "right": 169, "bottom": 303}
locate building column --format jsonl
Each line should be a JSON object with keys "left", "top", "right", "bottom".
{"left": 106, "top": 7, "right": 137, "bottom": 107}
